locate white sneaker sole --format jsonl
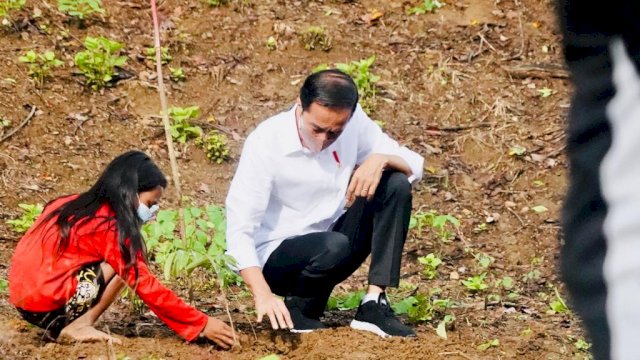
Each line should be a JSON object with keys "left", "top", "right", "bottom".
{"left": 290, "top": 328, "right": 314, "bottom": 334}
{"left": 350, "top": 320, "right": 390, "bottom": 338}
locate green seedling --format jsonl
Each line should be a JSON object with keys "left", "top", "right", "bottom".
{"left": 473, "top": 222, "right": 488, "bottom": 233}
{"left": 508, "top": 145, "right": 526, "bottom": 156}
{"left": 58, "top": 0, "right": 105, "bottom": 20}
{"left": 462, "top": 273, "right": 489, "bottom": 292}
{"left": 299, "top": 26, "right": 332, "bottom": 51}
{"left": 1, "top": 118, "right": 11, "bottom": 129}
{"left": 145, "top": 46, "right": 171, "bottom": 64}
{"left": 19, "top": 50, "right": 64, "bottom": 86}
{"left": 142, "top": 205, "right": 240, "bottom": 290}
{"left": 327, "top": 290, "right": 365, "bottom": 311}
{"left": 169, "top": 67, "right": 185, "bottom": 81}
{"left": 475, "top": 252, "right": 494, "bottom": 269}
{"left": 393, "top": 288, "right": 453, "bottom": 323}
{"left": 207, "top": 0, "right": 230, "bottom": 6}
{"left": 0, "top": 0, "right": 25, "bottom": 19}
{"left": 266, "top": 36, "right": 277, "bottom": 51}
{"left": 538, "top": 87, "right": 553, "bottom": 98}
{"left": 418, "top": 253, "right": 442, "bottom": 280}
{"left": 168, "top": 106, "right": 203, "bottom": 144}
{"left": 575, "top": 338, "right": 591, "bottom": 352}
{"left": 499, "top": 276, "right": 514, "bottom": 290}
{"left": 74, "top": 36, "right": 127, "bottom": 90}
{"left": 7, "top": 203, "right": 43, "bottom": 233}
{"left": 523, "top": 269, "right": 542, "bottom": 282}
{"left": 259, "top": 355, "right": 281, "bottom": 360}
{"left": 410, "top": 210, "right": 460, "bottom": 242}
{"left": 0, "top": 278, "right": 8, "bottom": 293}
{"left": 477, "top": 339, "right": 500, "bottom": 351}
{"left": 408, "top": 0, "right": 444, "bottom": 15}
{"left": 197, "top": 131, "right": 230, "bottom": 164}
{"left": 547, "top": 287, "right": 569, "bottom": 315}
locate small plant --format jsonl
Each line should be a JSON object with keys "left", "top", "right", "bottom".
{"left": 408, "top": 0, "right": 444, "bottom": 15}
{"left": 57, "top": 0, "right": 105, "bottom": 20}
{"left": 299, "top": 26, "right": 332, "bottom": 51}
{"left": 538, "top": 87, "right": 553, "bottom": 98}
{"left": 207, "top": 0, "right": 230, "bottom": 6}
{"left": 169, "top": 67, "right": 185, "bottom": 81}
{"left": 574, "top": 338, "right": 592, "bottom": 352}
{"left": 474, "top": 252, "right": 494, "bottom": 269}
{"left": 522, "top": 268, "right": 542, "bottom": 282}
{"left": 168, "top": 106, "right": 203, "bottom": 144}
{"left": 393, "top": 288, "right": 452, "bottom": 322}
{"left": 142, "top": 205, "right": 240, "bottom": 290}
{"left": 7, "top": 203, "right": 44, "bottom": 233}
{"left": 145, "top": 46, "right": 171, "bottom": 64}
{"left": 74, "top": 36, "right": 127, "bottom": 90}
{"left": 410, "top": 210, "right": 459, "bottom": 242}
{"left": 266, "top": 36, "right": 277, "bottom": 51}
{"left": 197, "top": 131, "right": 230, "bottom": 164}
{"left": 418, "top": 253, "right": 442, "bottom": 280}
{"left": 477, "top": 338, "right": 500, "bottom": 351}
{"left": 327, "top": 290, "right": 364, "bottom": 311}
{"left": 0, "top": 0, "right": 25, "bottom": 19}
{"left": 19, "top": 50, "right": 64, "bottom": 85}
{"left": 547, "top": 287, "right": 569, "bottom": 315}
{"left": 0, "top": 278, "right": 8, "bottom": 293}
{"left": 462, "top": 273, "right": 489, "bottom": 292}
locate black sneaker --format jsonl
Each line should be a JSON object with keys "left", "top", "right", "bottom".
{"left": 350, "top": 293, "right": 416, "bottom": 337}
{"left": 285, "top": 296, "right": 327, "bottom": 333}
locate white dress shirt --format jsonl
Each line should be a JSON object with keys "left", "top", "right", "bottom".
{"left": 225, "top": 104, "right": 424, "bottom": 270}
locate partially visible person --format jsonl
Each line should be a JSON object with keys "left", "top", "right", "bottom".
{"left": 226, "top": 69, "right": 424, "bottom": 336}
{"left": 9, "top": 151, "right": 235, "bottom": 348}
{"left": 558, "top": 1, "right": 640, "bottom": 359}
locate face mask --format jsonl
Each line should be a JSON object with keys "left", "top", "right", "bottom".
{"left": 137, "top": 201, "right": 159, "bottom": 223}
{"left": 297, "top": 111, "right": 323, "bottom": 155}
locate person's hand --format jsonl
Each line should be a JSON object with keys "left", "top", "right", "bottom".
{"left": 346, "top": 154, "right": 389, "bottom": 206}
{"left": 255, "top": 292, "right": 293, "bottom": 330}
{"left": 201, "top": 316, "right": 236, "bottom": 349}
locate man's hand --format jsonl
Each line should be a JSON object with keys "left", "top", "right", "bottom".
{"left": 346, "top": 154, "right": 388, "bottom": 206}
{"left": 255, "top": 292, "right": 294, "bottom": 330}
{"left": 201, "top": 317, "right": 236, "bottom": 349}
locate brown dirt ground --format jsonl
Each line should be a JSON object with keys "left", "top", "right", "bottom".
{"left": 0, "top": 0, "right": 587, "bottom": 359}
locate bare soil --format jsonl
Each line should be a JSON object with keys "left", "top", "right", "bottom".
{"left": 0, "top": 0, "right": 585, "bottom": 359}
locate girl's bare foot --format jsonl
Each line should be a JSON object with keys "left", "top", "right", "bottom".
{"left": 59, "top": 325, "right": 122, "bottom": 344}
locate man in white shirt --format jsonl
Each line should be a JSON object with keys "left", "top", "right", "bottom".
{"left": 226, "top": 69, "right": 424, "bottom": 336}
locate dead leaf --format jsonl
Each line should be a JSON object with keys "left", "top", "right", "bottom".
{"left": 361, "top": 9, "right": 384, "bottom": 26}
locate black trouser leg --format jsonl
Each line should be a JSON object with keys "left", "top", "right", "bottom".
{"left": 263, "top": 231, "right": 351, "bottom": 318}
{"left": 262, "top": 171, "right": 412, "bottom": 317}
{"left": 331, "top": 171, "right": 412, "bottom": 287}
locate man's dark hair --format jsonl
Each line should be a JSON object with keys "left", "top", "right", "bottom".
{"left": 300, "top": 69, "right": 359, "bottom": 114}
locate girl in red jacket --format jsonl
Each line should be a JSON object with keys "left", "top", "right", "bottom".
{"left": 9, "top": 151, "right": 235, "bottom": 348}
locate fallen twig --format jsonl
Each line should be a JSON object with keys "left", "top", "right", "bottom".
{"left": 438, "top": 350, "right": 476, "bottom": 360}
{"left": 0, "top": 105, "right": 36, "bottom": 144}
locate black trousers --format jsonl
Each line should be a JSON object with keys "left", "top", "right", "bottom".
{"left": 262, "top": 171, "right": 412, "bottom": 317}
{"left": 558, "top": 1, "right": 640, "bottom": 359}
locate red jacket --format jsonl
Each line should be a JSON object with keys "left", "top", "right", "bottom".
{"left": 9, "top": 196, "right": 208, "bottom": 341}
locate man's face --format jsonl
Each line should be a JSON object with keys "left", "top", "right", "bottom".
{"left": 298, "top": 102, "right": 352, "bottom": 153}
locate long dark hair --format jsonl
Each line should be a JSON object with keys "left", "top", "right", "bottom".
{"left": 43, "top": 150, "right": 167, "bottom": 280}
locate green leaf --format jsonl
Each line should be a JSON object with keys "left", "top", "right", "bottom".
{"left": 258, "top": 355, "right": 281, "bottom": 360}
{"left": 538, "top": 87, "right": 553, "bottom": 98}
{"left": 338, "top": 290, "right": 364, "bottom": 310}
{"left": 477, "top": 339, "right": 500, "bottom": 351}
{"left": 0, "top": 278, "right": 8, "bottom": 293}
{"left": 391, "top": 296, "right": 418, "bottom": 315}
{"left": 508, "top": 145, "right": 526, "bottom": 156}
{"left": 531, "top": 205, "right": 548, "bottom": 213}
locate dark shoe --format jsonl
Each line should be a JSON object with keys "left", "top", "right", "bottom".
{"left": 285, "top": 296, "right": 327, "bottom": 333}
{"left": 350, "top": 293, "right": 416, "bottom": 337}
